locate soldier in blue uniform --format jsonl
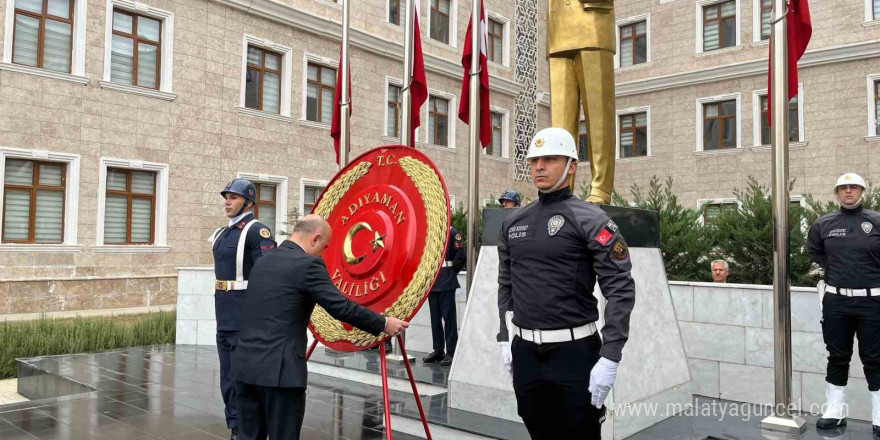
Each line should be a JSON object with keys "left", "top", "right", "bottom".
{"left": 498, "top": 190, "right": 521, "bottom": 208}
{"left": 423, "top": 227, "right": 467, "bottom": 366}
{"left": 210, "top": 178, "right": 277, "bottom": 440}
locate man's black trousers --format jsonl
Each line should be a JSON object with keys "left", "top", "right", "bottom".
{"left": 234, "top": 382, "right": 306, "bottom": 440}
{"left": 822, "top": 293, "right": 880, "bottom": 391}
{"left": 512, "top": 333, "right": 606, "bottom": 439}
{"left": 428, "top": 289, "right": 458, "bottom": 354}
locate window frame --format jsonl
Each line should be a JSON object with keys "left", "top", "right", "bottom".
{"left": 752, "top": 84, "right": 805, "bottom": 147}
{"left": 425, "top": 91, "right": 456, "bottom": 148}
{"left": 865, "top": 0, "right": 880, "bottom": 23}
{"left": 238, "top": 34, "right": 293, "bottom": 121}
{"left": 2, "top": 0, "right": 88, "bottom": 81}
{"left": 237, "top": 172, "right": 288, "bottom": 240}
{"left": 695, "top": 93, "right": 742, "bottom": 152}
{"left": 388, "top": 0, "right": 402, "bottom": 25}
{"left": 577, "top": 117, "right": 590, "bottom": 164}
{"left": 300, "top": 53, "right": 339, "bottom": 127}
{"left": 300, "top": 178, "right": 328, "bottom": 218}
{"left": 484, "top": 106, "right": 509, "bottom": 159}
{"left": 615, "top": 14, "right": 650, "bottom": 69}
{"left": 385, "top": 78, "right": 403, "bottom": 138}
{"left": 427, "top": 0, "right": 457, "bottom": 48}
{"left": 0, "top": 147, "right": 80, "bottom": 250}
{"left": 867, "top": 74, "right": 880, "bottom": 139}
{"left": 103, "top": 167, "right": 157, "bottom": 245}
{"left": 616, "top": 107, "right": 651, "bottom": 159}
{"left": 2, "top": 159, "right": 66, "bottom": 244}
{"left": 696, "top": 198, "right": 740, "bottom": 225}
{"left": 95, "top": 158, "right": 168, "bottom": 251}
{"left": 695, "top": 0, "right": 741, "bottom": 54}
{"left": 244, "top": 45, "right": 283, "bottom": 114}
{"left": 10, "top": 0, "right": 74, "bottom": 71}
{"left": 752, "top": 0, "right": 772, "bottom": 43}
{"left": 108, "top": 9, "right": 161, "bottom": 90}
{"left": 485, "top": 11, "right": 510, "bottom": 67}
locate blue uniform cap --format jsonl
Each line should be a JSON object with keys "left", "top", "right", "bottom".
{"left": 221, "top": 179, "right": 257, "bottom": 204}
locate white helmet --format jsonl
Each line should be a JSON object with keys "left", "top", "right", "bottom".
{"left": 834, "top": 173, "right": 867, "bottom": 209}
{"left": 526, "top": 127, "right": 579, "bottom": 161}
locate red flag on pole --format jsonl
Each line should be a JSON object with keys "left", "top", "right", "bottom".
{"left": 767, "top": 0, "right": 811, "bottom": 122}
{"left": 330, "top": 47, "right": 350, "bottom": 164}
{"left": 409, "top": 13, "right": 428, "bottom": 147}
{"left": 458, "top": 0, "right": 490, "bottom": 147}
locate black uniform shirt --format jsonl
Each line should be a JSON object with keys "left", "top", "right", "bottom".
{"left": 807, "top": 205, "right": 880, "bottom": 289}
{"left": 497, "top": 187, "right": 636, "bottom": 362}
{"left": 433, "top": 226, "right": 467, "bottom": 292}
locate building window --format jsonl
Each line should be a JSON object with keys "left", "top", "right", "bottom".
{"left": 759, "top": 0, "right": 771, "bottom": 40}
{"left": 388, "top": 0, "right": 401, "bottom": 25}
{"left": 578, "top": 120, "right": 589, "bottom": 162}
{"left": 11, "top": 0, "right": 74, "bottom": 72}
{"left": 702, "top": 202, "right": 737, "bottom": 224}
{"left": 759, "top": 94, "right": 799, "bottom": 145}
{"left": 875, "top": 79, "right": 880, "bottom": 136}
{"left": 245, "top": 46, "right": 282, "bottom": 114}
{"left": 430, "top": 0, "right": 450, "bottom": 44}
{"left": 306, "top": 62, "right": 336, "bottom": 123}
{"left": 488, "top": 18, "right": 504, "bottom": 64}
{"left": 387, "top": 84, "right": 401, "bottom": 138}
{"left": 109, "top": 10, "right": 161, "bottom": 89}
{"left": 2, "top": 159, "right": 66, "bottom": 243}
{"left": 302, "top": 184, "right": 325, "bottom": 216}
{"left": 703, "top": 100, "right": 737, "bottom": 150}
{"left": 428, "top": 96, "right": 449, "bottom": 146}
{"left": 619, "top": 21, "right": 647, "bottom": 67}
{"left": 619, "top": 112, "right": 648, "bottom": 158}
{"left": 253, "top": 182, "right": 276, "bottom": 235}
{"left": 103, "top": 168, "right": 156, "bottom": 244}
{"left": 487, "top": 112, "right": 503, "bottom": 157}
{"left": 702, "top": 0, "right": 737, "bottom": 51}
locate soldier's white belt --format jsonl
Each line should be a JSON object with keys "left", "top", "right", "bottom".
{"left": 826, "top": 285, "right": 880, "bottom": 297}
{"left": 513, "top": 322, "right": 597, "bottom": 345}
{"left": 441, "top": 261, "right": 455, "bottom": 268}
{"left": 215, "top": 280, "right": 248, "bottom": 291}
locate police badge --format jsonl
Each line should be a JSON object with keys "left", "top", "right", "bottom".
{"left": 863, "top": 222, "right": 873, "bottom": 234}
{"left": 548, "top": 215, "right": 565, "bottom": 236}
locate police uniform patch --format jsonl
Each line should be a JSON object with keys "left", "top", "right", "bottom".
{"left": 606, "top": 220, "right": 619, "bottom": 233}
{"left": 595, "top": 228, "right": 613, "bottom": 246}
{"left": 259, "top": 228, "right": 271, "bottom": 238}
{"left": 455, "top": 234, "right": 462, "bottom": 241}
{"left": 612, "top": 241, "right": 629, "bottom": 260}
{"left": 548, "top": 215, "right": 565, "bottom": 236}
{"left": 863, "top": 222, "right": 874, "bottom": 234}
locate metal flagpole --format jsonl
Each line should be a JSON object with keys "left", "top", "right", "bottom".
{"left": 339, "top": 0, "right": 352, "bottom": 166}
{"left": 465, "top": 0, "right": 480, "bottom": 295}
{"left": 760, "top": 0, "right": 805, "bottom": 433}
{"left": 388, "top": 0, "right": 416, "bottom": 364}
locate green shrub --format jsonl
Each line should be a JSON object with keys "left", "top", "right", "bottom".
{"left": 0, "top": 312, "right": 176, "bottom": 379}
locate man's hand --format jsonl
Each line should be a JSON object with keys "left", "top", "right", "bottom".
{"left": 384, "top": 317, "right": 409, "bottom": 337}
{"left": 588, "top": 357, "right": 619, "bottom": 409}
{"left": 500, "top": 342, "right": 512, "bottom": 374}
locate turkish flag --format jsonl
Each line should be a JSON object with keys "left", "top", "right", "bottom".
{"left": 409, "top": 13, "right": 428, "bottom": 147}
{"left": 330, "top": 46, "right": 351, "bottom": 164}
{"left": 458, "top": 0, "right": 491, "bottom": 147}
{"left": 767, "top": 0, "right": 811, "bottom": 123}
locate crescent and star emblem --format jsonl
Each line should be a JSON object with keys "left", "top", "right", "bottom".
{"left": 342, "top": 221, "right": 386, "bottom": 265}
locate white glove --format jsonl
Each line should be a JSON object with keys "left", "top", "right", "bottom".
{"left": 500, "top": 342, "right": 512, "bottom": 374}
{"left": 588, "top": 357, "right": 618, "bottom": 409}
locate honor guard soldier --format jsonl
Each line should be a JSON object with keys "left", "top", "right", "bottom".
{"left": 498, "top": 190, "right": 522, "bottom": 208}
{"left": 497, "top": 127, "right": 636, "bottom": 439}
{"left": 423, "top": 226, "right": 467, "bottom": 366}
{"left": 210, "top": 178, "right": 277, "bottom": 440}
{"left": 808, "top": 173, "right": 880, "bottom": 435}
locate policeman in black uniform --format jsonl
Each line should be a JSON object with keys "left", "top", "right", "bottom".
{"left": 211, "top": 178, "right": 277, "bottom": 440}
{"left": 497, "top": 127, "right": 636, "bottom": 439}
{"left": 808, "top": 173, "right": 880, "bottom": 435}
{"left": 423, "top": 227, "right": 466, "bottom": 366}
{"left": 498, "top": 190, "right": 522, "bottom": 208}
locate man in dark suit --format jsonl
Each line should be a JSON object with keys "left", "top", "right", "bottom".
{"left": 422, "top": 226, "right": 466, "bottom": 366}
{"left": 231, "top": 214, "right": 408, "bottom": 440}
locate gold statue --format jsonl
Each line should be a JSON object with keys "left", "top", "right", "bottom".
{"left": 547, "top": 0, "right": 616, "bottom": 204}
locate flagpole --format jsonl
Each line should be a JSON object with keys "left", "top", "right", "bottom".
{"left": 465, "top": 0, "right": 481, "bottom": 295}
{"left": 388, "top": 0, "right": 417, "bottom": 364}
{"left": 400, "top": 0, "right": 415, "bottom": 146}
{"left": 760, "top": 0, "right": 805, "bottom": 433}
{"left": 339, "top": 0, "right": 352, "bottom": 166}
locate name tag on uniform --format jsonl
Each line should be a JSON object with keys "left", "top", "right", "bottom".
{"left": 508, "top": 225, "right": 530, "bottom": 240}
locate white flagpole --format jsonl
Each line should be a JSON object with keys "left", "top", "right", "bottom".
{"left": 339, "top": 0, "right": 352, "bottom": 166}
{"left": 465, "top": 0, "right": 481, "bottom": 295}
{"left": 399, "top": 0, "right": 415, "bottom": 146}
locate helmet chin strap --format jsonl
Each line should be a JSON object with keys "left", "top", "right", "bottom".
{"left": 539, "top": 158, "right": 574, "bottom": 194}
{"left": 838, "top": 195, "right": 863, "bottom": 210}
{"left": 234, "top": 201, "right": 252, "bottom": 218}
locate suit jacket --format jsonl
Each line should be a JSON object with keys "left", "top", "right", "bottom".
{"left": 547, "top": 0, "right": 615, "bottom": 56}
{"left": 231, "top": 241, "right": 386, "bottom": 388}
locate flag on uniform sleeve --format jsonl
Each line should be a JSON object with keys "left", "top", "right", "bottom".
{"left": 330, "top": 46, "right": 351, "bottom": 164}
{"left": 767, "top": 0, "right": 811, "bottom": 123}
{"left": 409, "top": 11, "right": 428, "bottom": 147}
{"left": 458, "top": 0, "right": 491, "bottom": 147}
